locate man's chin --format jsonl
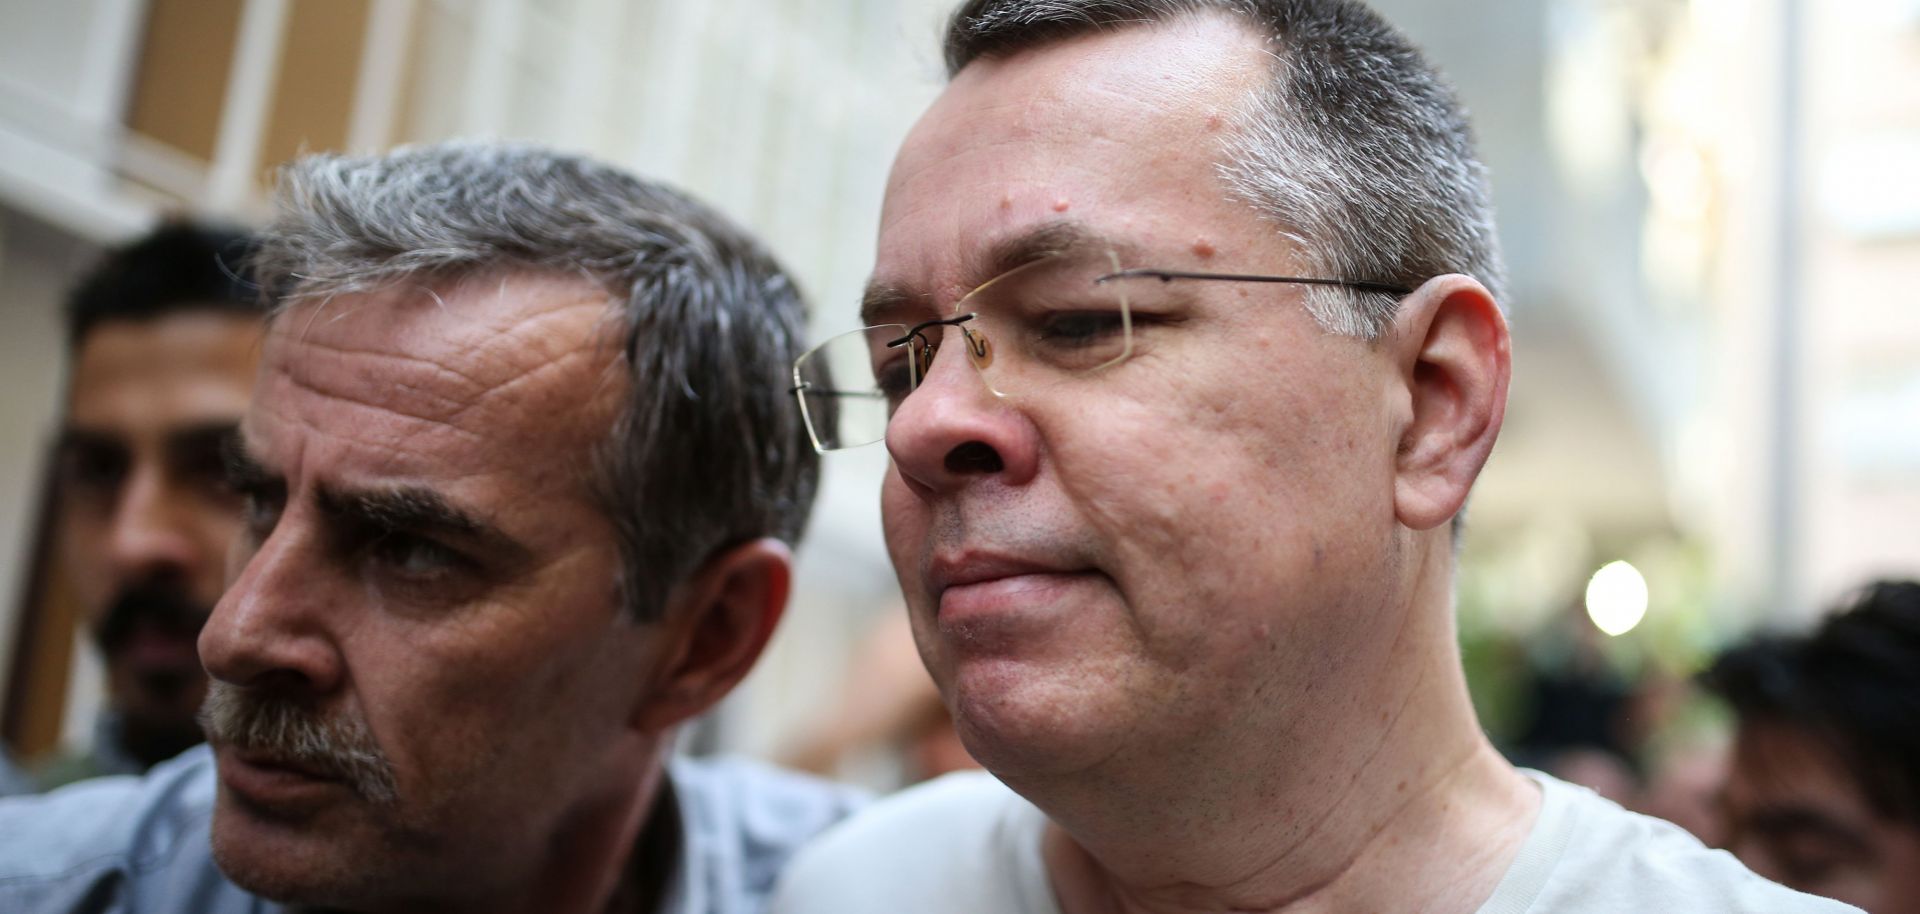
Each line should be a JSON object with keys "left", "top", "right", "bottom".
{"left": 210, "top": 799, "right": 374, "bottom": 907}
{"left": 946, "top": 662, "right": 1136, "bottom": 780}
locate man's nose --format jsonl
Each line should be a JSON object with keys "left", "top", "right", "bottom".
{"left": 885, "top": 327, "right": 1041, "bottom": 494}
{"left": 198, "top": 521, "right": 343, "bottom": 696}
{"left": 105, "top": 464, "right": 200, "bottom": 587}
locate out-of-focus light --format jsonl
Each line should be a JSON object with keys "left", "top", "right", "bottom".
{"left": 1819, "top": 133, "right": 1920, "bottom": 240}
{"left": 1847, "top": 0, "right": 1920, "bottom": 29}
{"left": 1585, "top": 561, "right": 1649, "bottom": 636}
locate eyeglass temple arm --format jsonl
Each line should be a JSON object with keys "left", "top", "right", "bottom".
{"left": 1099, "top": 268, "right": 1413, "bottom": 298}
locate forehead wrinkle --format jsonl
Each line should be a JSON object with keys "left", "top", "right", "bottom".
{"left": 275, "top": 271, "right": 609, "bottom": 368}
{"left": 471, "top": 292, "right": 611, "bottom": 346}
{"left": 439, "top": 344, "right": 613, "bottom": 435}
{"left": 273, "top": 333, "right": 491, "bottom": 408}
{"left": 439, "top": 299, "right": 624, "bottom": 447}
{"left": 254, "top": 316, "right": 621, "bottom": 514}
{"left": 272, "top": 355, "right": 485, "bottom": 440}
{"left": 257, "top": 372, "right": 485, "bottom": 452}
{"left": 263, "top": 308, "right": 608, "bottom": 436}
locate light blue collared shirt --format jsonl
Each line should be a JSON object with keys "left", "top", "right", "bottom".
{"left": 0, "top": 745, "right": 863, "bottom": 914}
{"left": 0, "top": 748, "right": 34, "bottom": 797}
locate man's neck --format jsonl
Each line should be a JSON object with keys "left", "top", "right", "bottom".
{"left": 1019, "top": 556, "right": 1541, "bottom": 914}
{"left": 524, "top": 761, "right": 680, "bottom": 914}
{"left": 602, "top": 778, "right": 683, "bottom": 914}
{"left": 333, "top": 758, "right": 677, "bottom": 914}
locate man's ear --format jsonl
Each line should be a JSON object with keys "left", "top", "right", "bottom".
{"left": 1387, "top": 274, "right": 1510, "bottom": 532}
{"left": 631, "top": 538, "right": 792, "bottom": 733}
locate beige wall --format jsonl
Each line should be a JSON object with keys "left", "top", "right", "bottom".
{"left": 0, "top": 208, "right": 98, "bottom": 756}
{"left": 261, "top": 0, "right": 368, "bottom": 174}
{"left": 127, "top": 0, "right": 245, "bottom": 163}
{"left": 1801, "top": 2, "right": 1920, "bottom": 605}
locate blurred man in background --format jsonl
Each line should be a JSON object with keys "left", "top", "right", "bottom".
{"left": 35, "top": 222, "right": 262, "bottom": 787}
{"left": 1705, "top": 579, "right": 1920, "bottom": 913}
{"left": 0, "top": 141, "right": 859, "bottom": 914}
{"left": 774, "top": 1, "right": 1855, "bottom": 912}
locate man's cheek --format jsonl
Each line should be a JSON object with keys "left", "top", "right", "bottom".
{"left": 880, "top": 475, "right": 924, "bottom": 550}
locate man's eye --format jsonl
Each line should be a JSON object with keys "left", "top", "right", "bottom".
{"left": 61, "top": 444, "right": 128, "bottom": 495}
{"left": 1034, "top": 310, "right": 1127, "bottom": 348}
{"left": 874, "top": 358, "right": 915, "bottom": 406}
{"left": 178, "top": 444, "right": 237, "bottom": 497}
{"left": 369, "top": 532, "right": 467, "bottom": 579}
{"left": 1776, "top": 855, "right": 1841, "bottom": 888}
{"left": 239, "top": 487, "right": 285, "bottom": 539}
{"left": 1762, "top": 831, "right": 1865, "bottom": 891}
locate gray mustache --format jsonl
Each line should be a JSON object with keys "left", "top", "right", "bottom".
{"left": 199, "top": 682, "right": 399, "bottom": 806}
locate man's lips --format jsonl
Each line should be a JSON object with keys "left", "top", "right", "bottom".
{"left": 928, "top": 553, "right": 1095, "bottom": 621}
{"left": 230, "top": 748, "right": 339, "bottom": 780}
{"left": 217, "top": 746, "right": 348, "bottom": 810}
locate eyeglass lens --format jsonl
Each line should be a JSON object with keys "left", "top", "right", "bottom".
{"left": 793, "top": 250, "right": 1133, "bottom": 451}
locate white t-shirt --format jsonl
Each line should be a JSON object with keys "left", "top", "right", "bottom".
{"left": 771, "top": 769, "right": 1860, "bottom": 914}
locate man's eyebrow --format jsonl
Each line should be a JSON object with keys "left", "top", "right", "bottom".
{"left": 222, "top": 434, "right": 279, "bottom": 490}
{"left": 56, "top": 427, "right": 122, "bottom": 451}
{"left": 316, "top": 483, "right": 531, "bottom": 560}
{"left": 859, "top": 281, "right": 913, "bottom": 328}
{"left": 319, "top": 485, "right": 482, "bottom": 536}
{"left": 978, "top": 220, "right": 1115, "bottom": 281}
{"left": 859, "top": 219, "right": 1132, "bottom": 327}
{"left": 166, "top": 422, "right": 242, "bottom": 453}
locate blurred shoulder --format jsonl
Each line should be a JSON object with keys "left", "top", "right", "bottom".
{"left": 0, "top": 747, "right": 33, "bottom": 796}
{"left": 0, "top": 745, "right": 217, "bottom": 872}
{"left": 0, "top": 745, "right": 257, "bottom": 912}
{"left": 770, "top": 770, "right": 1049, "bottom": 914}
{"left": 669, "top": 753, "right": 868, "bottom": 841}
{"left": 665, "top": 754, "right": 869, "bottom": 910}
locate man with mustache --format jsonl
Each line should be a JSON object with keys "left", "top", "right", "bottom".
{"left": 772, "top": 1, "right": 1854, "bottom": 912}
{"left": 33, "top": 222, "right": 263, "bottom": 788}
{"left": 0, "top": 141, "right": 859, "bottom": 913}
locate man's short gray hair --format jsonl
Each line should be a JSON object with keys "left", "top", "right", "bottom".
{"left": 252, "top": 141, "right": 818, "bottom": 622}
{"left": 944, "top": 0, "right": 1507, "bottom": 338}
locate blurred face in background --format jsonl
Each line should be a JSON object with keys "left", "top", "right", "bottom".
{"left": 56, "top": 310, "right": 263, "bottom": 765}
{"left": 1722, "top": 721, "right": 1920, "bottom": 912}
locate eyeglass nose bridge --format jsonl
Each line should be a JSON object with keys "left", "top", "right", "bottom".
{"left": 888, "top": 313, "right": 987, "bottom": 390}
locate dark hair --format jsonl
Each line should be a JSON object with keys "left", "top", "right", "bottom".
{"left": 252, "top": 141, "right": 819, "bottom": 623}
{"left": 1702, "top": 580, "right": 1920, "bottom": 826}
{"left": 66, "top": 221, "right": 261, "bottom": 348}
{"left": 941, "top": 0, "right": 1504, "bottom": 339}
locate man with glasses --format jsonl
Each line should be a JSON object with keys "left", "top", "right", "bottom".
{"left": 773, "top": 1, "right": 1851, "bottom": 912}
{"left": 0, "top": 142, "right": 860, "bottom": 914}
